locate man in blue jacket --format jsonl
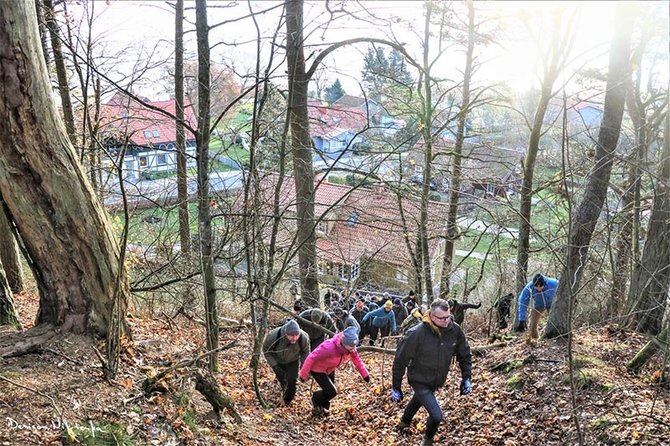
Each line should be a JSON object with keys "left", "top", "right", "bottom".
{"left": 516, "top": 273, "right": 559, "bottom": 339}
{"left": 362, "top": 300, "right": 397, "bottom": 345}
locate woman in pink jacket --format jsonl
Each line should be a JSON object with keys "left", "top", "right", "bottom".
{"left": 299, "top": 326, "right": 370, "bottom": 416}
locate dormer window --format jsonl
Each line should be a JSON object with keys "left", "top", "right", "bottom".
{"left": 347, "top": 211, "right": 359, "bottom": 227}
{"left": 152, "top": 130, "right": 160, "bottom": 138}
{"left": 144, "top": 130, "right": 152, "bottom": 139}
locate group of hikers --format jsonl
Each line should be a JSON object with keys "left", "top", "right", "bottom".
{"left": 263, "top": 273, "right": 558, "bottom": 445}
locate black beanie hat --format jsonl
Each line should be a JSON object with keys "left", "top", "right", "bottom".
{"left": 532, "top": 273, "right": 546, "bottom": 288}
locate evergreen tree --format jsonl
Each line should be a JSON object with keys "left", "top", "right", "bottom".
{"left": 323, "top": 78, "right": 345, "bottom": 103}
{"left": 361, "top": 45, "right": 414, "bottom": 113}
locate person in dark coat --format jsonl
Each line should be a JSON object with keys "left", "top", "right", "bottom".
{"left": 298, "top": 308, "right": 337, "bottom": 351}
{"left": 262, "top": 319, "right": 310, "bottom": 405}
{"left": 402, "top": 289, "right": 418, "bottom": 312}
{"left": 391, "top": 298, "right": 472, "bottom": 446}
{"left": 349, "top": 298, "right": 369, "bottom": 341}
{"left": 447, "top": 299, "right": 482, "bottom": 325}
{"left": 392, "top": 298, "right": 409, "bottom": 327}
{"left": 329, "top": 304, "right": 361, "bottom": 332}
{"left": 494, "top": 293, "right": 514, "bottom": 329}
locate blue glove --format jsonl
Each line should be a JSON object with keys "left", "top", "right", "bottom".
{"left": 390, "top": 388, "right": 403, "bottom": 402}
{"left": 460, "top": 378, "right": 472, "bottom": 395}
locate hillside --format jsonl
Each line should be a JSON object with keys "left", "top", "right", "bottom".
{"left": 1, "top": 292, "right": 668, "bottom": 446}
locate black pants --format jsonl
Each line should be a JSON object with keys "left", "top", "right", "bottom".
{"left": 401, "top": 384, "right": 443, "bottom": 440}
{"left": 311, "top": 371, "right": 336, "bottom": 409}
{"left": 275, "top": 360, "right": 299, "bottom": 404}
{"left": 368, "top": 323, "right": 390, "bottom": 344}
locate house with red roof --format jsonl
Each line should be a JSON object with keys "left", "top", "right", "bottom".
{"left": 98, "top": 92, "right": 198, "bottom": 181}
{"left": 249, "top": 174, "right": 448, "bottom": 292}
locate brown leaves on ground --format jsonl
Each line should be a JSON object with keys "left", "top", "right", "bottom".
{"left": 0, "top": 293, "right": 668, "bottom": 445}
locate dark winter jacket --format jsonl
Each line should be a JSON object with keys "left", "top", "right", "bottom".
{"left": 297, "top": 309, "right": 337, "bottom": 348}
{"left": 349, "top": 306, "right": 369, "bottom": 325}
{"left": 392, "top": 302, "right": 409, "bottom": 327}
{"left": 262, "top": 325, "right": 310, "bottom": 367}
{"left": 392, "top": 313, "right": 472, "bottom": 391}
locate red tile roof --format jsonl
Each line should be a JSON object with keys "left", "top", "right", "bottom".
{"left": 259, "top": 174, "right": 448, "bottom": 266}
{"left": 98, "top": 94, "right": 197, "bottom": 146}
{"left": 308, "top": 103, "right": 368, "bottom": 139}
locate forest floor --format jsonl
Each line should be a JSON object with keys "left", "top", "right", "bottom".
{"left": 1, "top": 292, "right": 669, "bottom": 446}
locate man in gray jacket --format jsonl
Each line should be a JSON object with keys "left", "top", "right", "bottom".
{"left": 263, "top": 319, "right": 310, "bottom": 406}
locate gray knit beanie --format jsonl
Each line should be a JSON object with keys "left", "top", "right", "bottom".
{"left": 283, "top": 319, "right": 300, "bottom": 336}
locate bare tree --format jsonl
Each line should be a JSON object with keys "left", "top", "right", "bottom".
{"left": 545, "top": 4, "right": 633, "bottom": 339}
{"left": 626, "top": 96, "right": 670, "bottom": 335}
{"left": 174, "top": 0, "right": 191, "bottom": 258}
{"left": 195, "top": 0, "right": 219, "bottom": 371}
{"left": 515, "top": 7, "right": 577, "bottom": 308}
{"left": 0, "top": 1, "right": 128, "bottom": 336}
{"left": 285, "top": 0, "right": 319, "bottom": 306}
{"left": 0, "top": 203, "right": 24, "bottom": 294}
{"left": 42, "top": 0, "right": 76, "bottom": 147}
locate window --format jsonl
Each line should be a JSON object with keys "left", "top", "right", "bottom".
{"left": 395, "top": 268, "right": 409, "bottom": 284}
{"left": 152, "top": 130, "right": 160, "bottom": 138}
{"left": 139, "top": 156, "right": 148, "bottom": 167}
{"left": 156, "top": 154, "right": 167, "bottom": 165}
{"left": 143, "top": 130, "right": 152, "bottom": 139}
{"left": 347, "top": 211, "right": 359, "bottom": 227}
{"left": 351, "top": 259, "right": 360, "bottom": 280}
{"left": 337, "top": 264, "right": 349, "bottom": 281}
{"left": 316, "top": 221, "right": 327, "bottom": 234}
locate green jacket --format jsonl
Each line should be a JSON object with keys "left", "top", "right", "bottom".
{"left": 262, "top": 325, "right": 310, "bottom": 367}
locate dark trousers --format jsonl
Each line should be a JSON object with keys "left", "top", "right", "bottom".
{"left": 401, "top": 385, "right": 443, "bottom": 439}
{"left": 368, "top": 323, "right": 390, "bottom": 344}
{"left": 311, "top": 372, "right": 336, "bottom": 409}
{"left": 275, "top": 360, "right": 299, "bottom": 404}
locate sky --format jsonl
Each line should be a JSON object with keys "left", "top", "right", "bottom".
{"left": 69, "top": 1, "right": 668, "bottom": 101}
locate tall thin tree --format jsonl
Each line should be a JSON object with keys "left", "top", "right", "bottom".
{"left": 285, "top": 0, "right": 319, "bottom": 307}
{"left": 195, "top": 0, "right": 219, "bottom": 370}
{"left": 545, "top": 4, "right": 633, "bottom": 339}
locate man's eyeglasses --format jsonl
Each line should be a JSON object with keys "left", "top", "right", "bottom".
{"left": 431, "top": 313, "right": 450, "bottom": 322}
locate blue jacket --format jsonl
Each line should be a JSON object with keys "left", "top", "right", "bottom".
{"left": 362, "top": 307, "right": 397, "bottom": 331}
{"left": 517, "top": 277, "right": 559, "bottom": 321}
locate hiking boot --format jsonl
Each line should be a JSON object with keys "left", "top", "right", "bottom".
{"left": 395, "top": 420, "right": 410, "bottom": 432}
{"left": 311, "top": 406, "right": 325, "bottom": 417}
{"left": 421, "top": 436, "right": 434, "bottom": 446}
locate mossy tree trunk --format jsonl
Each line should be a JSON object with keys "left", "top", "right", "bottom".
{"left": 0, "top": 2, "right": 128, "bottom": 336}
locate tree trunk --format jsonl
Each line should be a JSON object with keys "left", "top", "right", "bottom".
{"left": 609, "top": 32, "right": 652, "bottom": 316}
{"left": 0, "top": 2, "right": 128, "bottom": 335}
{"left": 0, "top": 204, "right": 24, "bottom": 293}
{"left": 33, "top": 0, "right": 50, "bottom": 70}
{"left": 513, "top": 10, "right": 576, "bottom": 329}
{"left": 0, "top": 260, "right": 20, "bottom": 329}
{"left": 43, "top": 0, "right": 76, "bottom": 147}
{"left": 195, "top": 0, "right": 219, "bottom": 371}
{"left": 441, "top": 1, "right": 475, "bottom": 295}
{"left": 285, "top": 0, "right": 319, "bottom": 307}
{"left": 626, "top": 101, "right": 670, "bottom": 334}
{"left": 545, "top": 6, "right": 632, "bottom": 338}
{"left": 627, "top": 327, "right": 668, "bottom": 373}
{"left": 175, "top": 0, "right": 191, "bottom": 259}
{"left": 419, "top": 2, "right": 434, "bottom": 302}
